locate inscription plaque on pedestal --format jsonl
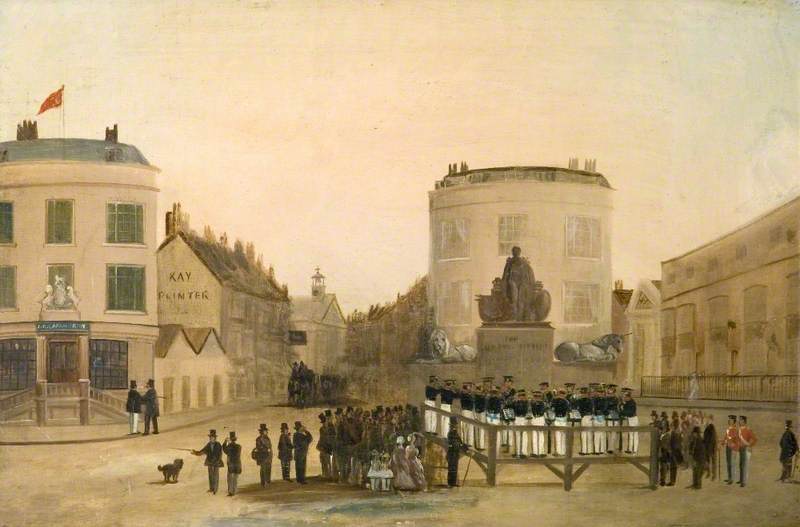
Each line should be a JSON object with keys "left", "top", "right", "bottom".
{"left": 477, "top": 323, "right": 554, "bottom": 386}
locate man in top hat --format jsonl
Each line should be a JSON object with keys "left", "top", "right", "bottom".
{"left": 125, "top": 380, "right": 141, "bottom": 435}
{"left": 222, "top": 431, "right": 242, "bottom": 496}
{"left": 141, "top": 379, "right": 160, "bottom": 435}
{"left": 620, "top": 388, "right": 638, "bottom": 454}
{"left": 293, "top": 421, "right": 313, "bottom": 484}
{"left": 688, "top": 426, "right": 706, "bottom": 489}
{"left": 440, "top": 379, "right": 457, "bottom": 437}
{"left": 576, "top": 387, "right": 594, "bottom": 455}
{"left": 779, "top": 420, "right": 798, "bottom": 482}
{"left": 604, "top": 384, "right": 621, "bottom": 454}
{"left": 473, "top": 381, "right": 488, "bottom": 450}
{"left": 446, "top": 416, "right": 467, "bottom": 487}
{"left": 529, "top": 390, "right": 547, "bottom": 457}
{"left": 424, "top": 375, "right": 441, "bottom": 434}
{"left": 511, "top": 389, "right": 530, "bottom": 458}
{"left": 460, "top": 382, "right": 475, "bottom": 448}
{"left": 278, "top": 422, "right": 294, "bottom": 481}
{"left": 551, "top": 388, "right": 570, "bottom": 456}
{"left": 702, "top": 414, "right": 718, "bottom": 481}
{"left": 192, "top": 429, "right": 224, "bottom": 494}
{"left": 722, "top": 415, "right": 740, "bottom": 484}
{"left": 317, "top": 411, "right": 335, "bottom": 481}
{"left": 737, "top": 415, "right": 757, "bottom": 487}
{"left": 254, "top": 423, "right": 273, "bottom": 487}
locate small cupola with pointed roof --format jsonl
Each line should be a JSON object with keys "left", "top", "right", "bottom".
{"left": 311, "top": 267, "right": 326, "bottom": 298}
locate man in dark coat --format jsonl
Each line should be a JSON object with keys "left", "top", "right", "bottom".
{"left": 702, "top": 414, "right": 718, "bottom": 480}
{"left": 317, "top": 412, "right": 334, "bottom": 480}
{"left": 222, "top": 431, "right": 242, "bottom": 496}
{"left": 278, "top": 422, "right": 293, "bottom": 481}
{"left": 254, "top": 423, "right": 273, "bottom": 487}
{"left": 125, "top": 380, "right": 141, "bottom": 435}
{"left": 293, "top": 421, "right": 313, "bottom": 484}
{"left": 688, "top": 426, "right": 706, "bottom": 489}
{"left": 447, "top": 416, "right": 467, "bottom": 487}
{"left": 779, "top": 420, "right": 798, "bottom": 482}
{"left": 192, "top": 429, "right": 224, "bottom": 494}
{"left": 141, "top": 379, "right": 159, "bottom": 435}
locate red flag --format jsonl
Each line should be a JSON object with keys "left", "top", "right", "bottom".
{"left": 37, "top": 85, "right": 64, "bottom": 115}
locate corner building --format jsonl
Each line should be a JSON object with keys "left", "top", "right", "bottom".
{"left": 428, "top": 164, "right": 614, "bottom": 351}
{"left": 0, "top": 126, "right": 159, "bottom": 424}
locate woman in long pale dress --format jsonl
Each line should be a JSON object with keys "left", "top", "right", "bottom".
{"left": 390, "top": 436, "right": 416, "bottom": 490}
{"left": 406, "top": 433, "right": 427, "bottom": 491}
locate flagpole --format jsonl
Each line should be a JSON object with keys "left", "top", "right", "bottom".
{"left": 61, "top": 85, "right": 65, "bottom": 160}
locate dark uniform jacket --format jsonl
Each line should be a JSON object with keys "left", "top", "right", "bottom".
{"left": 780, "top": 430, "right": 798, "bottom": 462}
{"left": 689, "top": 434, "right": 706, "bottom": 465}
{"left": 591, "top": 396, "right": 607, "bottom": 416}
{"left": 223, "top": 441, "right": 242, "bottom": 474}
{"left": 293, "top": 430, "right": 313, "bottom": 457}
{"left": 278, "top": 432, "right": 294, "bottom": 461}
{"left": 460, "top": 392, "right": 474, "bottom": 411}
{"left": 141, "top": 388, "right": 159, "bottom": 416}
{"left": 125, "top": 389, "right": 141, "bottom": 413}
{"left": 530, "top": 400, "right": 546, "bottom": 417}
{"left": 576, "top": 397, "right": 593, "bottom": 417}
{"left": 512, "top": 399, "right": 529, "bottom": 418}
{"left": 255, "top": 435, "right": 273, "bottom": 465}
{"left": 317, "top": 423, "right": 334, "bottom": 454}
{"left": 199, "top": 440, "right": 224, "bottom": 467}
{"left": 474, "top": 393, "right": 487, "bottom": 414}
{"left": 621, "top": 399, "right": 637, "bottom": 419}
{"left": 441, "top": 388, "right": 455, "bottom": 405}
{"left": 425, "top": 385, "right": 439, "bottom": 402}
{"left": 605, "top": 396, "right": 620, "bottom": 420}
{"left": 487, "top": 394, "right": 502, "bottom": 415}
{"left": 702, "top": 423, "right": 717, "bottom": 456}
{"left": 552, "top": 397, "right": 569, "bottom": 418}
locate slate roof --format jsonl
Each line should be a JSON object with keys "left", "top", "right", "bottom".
{"left": 0, "top": 138, "right": 150, "bottom": 166}
{"left": 159, "top": 230, "right": 289, "bottom": 301}
{"left": 155, "top": 324, "right": 224, "bottom": 358}
{"left": 436, "top": 166, "right": 612, "bottom": 189}
{"left": 291, "top": 293, "right": 345, "bottom": 326}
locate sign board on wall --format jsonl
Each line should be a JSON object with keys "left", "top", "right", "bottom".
{"left": 36, "top": 321, "right": 90, "bottom": 333}
{"left": 288, "top": 330, "right": 307, "bottom": 345}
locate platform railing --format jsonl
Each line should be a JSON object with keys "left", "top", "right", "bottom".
{"left": 641, "top": 375, "right": 798, "bottom": 402}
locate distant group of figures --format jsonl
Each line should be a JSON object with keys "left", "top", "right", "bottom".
{"left": 288, "top": 361, "right": 347, "bottom": 408}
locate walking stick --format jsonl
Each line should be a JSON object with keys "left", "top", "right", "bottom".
{"left": 461, "top": 451, "right": 473, "bottom": 487}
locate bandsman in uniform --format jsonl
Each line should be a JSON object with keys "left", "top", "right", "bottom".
{"left": 486, "top": 385, "right": 503, "bottom": 456}
{"left": 529, "top": 390, "right": 547, "bottom": 457}
{"left": 605, "top": 384, "right": 621, "bottom": 454}
{"left": 447, "top": 416, "right": 467, "bottom": 487}
{"left": 591, "top": 384, "right": 608, "bottom": 454}
{"left": 424, "top": 375, "right": 440, "bottom": 434}
{"left": 566, "top": 383, "right": 582, "bottom": 429}
{"left": 722, "top": 415, "right": 740, "bottom": 484}
{"left": 459, "top": 382, "right": 475, "bottom": 447}
{"left": 473, "top": 380, "right": 489, "bottom": 450}
{"left": 564, "top": 383, "right": 576, "bottom": 407}
{"left": 620, "top": 388, "right": 638, "bottom": 454}
{"left": 576, "top": 387, "right": 594, "bottom": 455}
{"left": 500, "top": 375, "right": 516, "bottom": 452}
{"left": 440, "top": 379, "right": 457, "bottom": 437}
{"left": 737, "top": 415, "right": 756, "bottom": 487}
{"left": 511, "top": 389, "right": 530, "bottom": 458}
{"left": 551, "top": 388, "right": 570, "bottom": 456}
{"left": 539, "top": 382, "right": 553, "bottom": 405}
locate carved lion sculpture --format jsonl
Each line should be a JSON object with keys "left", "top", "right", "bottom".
{"left": 429, "top": 329, "right": 477, "bottom": 363}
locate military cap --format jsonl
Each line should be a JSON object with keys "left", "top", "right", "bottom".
{"left": 503, "top": 375, "right": 514, "bottom": 381}
{"left": 445, "top": 379, "right": 455, "bottom": 385}
{"left": 738, "top": 415, "right": 747, "bottom": 422}
{"left": 727, "top": 414, "right": 737, "bottom": 420}
{"left": 557, "top": 388, "right": 567, "bottom": 394}
{"left": 325, "top": 409, "right": 332, "bottom": 416}
{"left": 579, "top": 387, "right": 589, "bottom": 393}
{"left": 621, "top": 387, "right": 633, "bottom": 392}
{"left": 335, "top": 408, "right": 343, "bottom": 415}
{"left": 564, "top": 382, "right": 576, "bottom": 387}
{"left": 516, "top": 389, "right": 527, "bottom": 396}
{"left": 539, "top": 381, "right": 550, "bottom": 386}
{"left": 429, "top": 375, "right": 438, "bottom": 382}
{"left": 607, "top": 384, "right": 617, "bottom": 389}
{"left": 532, "top": 390, "right": 542, "bottom": 396}
{"left": 294, "top": 421, "right": 303, "bottom": 430}
{"left": 208, "top": 429, "right": 217, "bottom": 437}
{"left": 482, "top": 376, "right": 494, "bottom": 383}
{"left": 786, "top": 420, "right": 793, "bottom": 427}
{"left": 318, "top": 412, "right": 326, "bottom": 422}
{"left": 280, "top": 423, "right": 289, "bottom": 430}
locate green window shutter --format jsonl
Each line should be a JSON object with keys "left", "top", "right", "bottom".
{"left": 107, "top": 265, "right": 145, "bottom": 311}
{"left": 0, "top": 203, "right": 12, "bottom": 243}
{"left": 107, "top": 203, "right": 143, "bottom": 244}
{"left": 47, "top": 200, "right": 73, "bottom": 244}
{"left": 135, "top": 204, "right": 143, "bottom": 244}
{"left": 0, "top": 267, "right": 16, "bottom": 309}
{"left": 106, "top": 203, "right": 116, "bottom": 243}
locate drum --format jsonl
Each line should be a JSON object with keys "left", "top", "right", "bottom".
{"left": 502, "top": 408, "right": 516, "bottom": 421}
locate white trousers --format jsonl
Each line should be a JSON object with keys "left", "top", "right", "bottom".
{"left": 513, "top": 417, "right": 529, "bottom": 456}
{"left": 607, "top": 420, "right": 620, "bottom": 453}
{"left": 593, "top": 416, "right": 607, "bottom": 453}
{"left": 580, "top": 415, "right": 593, "bottom": 454}
{"left": 624, "top": 416, "right": 639, "bottom": 453}
{"left": 424, "top": 400, "right": 437, "bottom": 433}
{"left": 440, "top": 403, "right": 451, "bottom": 436}
{"left": 129, "top": 412, "right": 139, "bottom": 434}
{"left": 487, "top": 413, "right": 501, "bottom": 455}
{"left": 554, "top": 417, "right": 567, "bottom": 455}
{"left": 461, "top": 410, "right": 474, "bottom": 445}
{"left": 474, "top": 412, "right": 486, "bottom": 449}
{"left": 529, "top": 416, "right": 546, "bottom": 456}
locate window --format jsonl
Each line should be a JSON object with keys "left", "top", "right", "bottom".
{"left": 786, "top": 273, "right": 799, "bottom": 371}
{"left": 47, "top": 264, "right": 74, "bottom": 291}
{"left": 566, "top": 216, "right": 601, "bottom": 259}
{"left": 743, "top": 285, "right": 768, "bottom": 371}
{"left": 437, "top": 280, "right": 471, "bottom": 325}
{"left": 563, "top": 282, "right": 599, "bottom": 324}
{"left": 0, "top": 202, "right": 12, "bottom": 243}
{"left": 437, "top": 219, "right": 470, "bottom": 260}
{"left": 0, "top": 339, "right": 36, "bottom": 390}
{"left": 90, "top": 340, "right": 128, "bottom": 389}
{"left": 676, "top": 304, "right": 696, "bottom": 353}
{"left": 498, "top": 215, "right": 527, "bottom": 255}
{"left": 46, "top": 200, "right": 73, "bottom": 244}
{"left": 106, "top": 265, "right": 146, "bottom": 312}
{"left": 661, "top": 308, "right": 676, "bottom": 356}
{"left": 107, "top": 203, "right": 144, "bottom": 244}
{"left": 105, "top": 147, "right": 123, "bottom": 162}
{"left": 0, "top": 266, "right": 16, "bottom": 309}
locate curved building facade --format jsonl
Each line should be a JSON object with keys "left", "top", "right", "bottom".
{"left": 428, "top": 164, "right": 614, "bottom": 352}
{"left": 0, "top": 128, "right": 159, "bottom": 423}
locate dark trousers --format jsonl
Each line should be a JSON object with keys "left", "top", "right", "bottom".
{"left": 144, "top": 413, "right": 158, "bottom": 434}
{"left": 259, "top": 462, "right": 272, "bottom": 486}
{"left": 207, "top": 466, "right": 219, "bottom": 493}
{"left": 447, "top": 453, "right": 459, "bottom": 487}
{"left": 659, "top": 461, "right": 677, "bottom": 485}
{"left": 320, "top": 452, "right": 331, "bottom": 479}
{"left": 739, "top": 447, "right": 749, "bottom": 486}
{"left": 725, "top": 447, "right": 737, "bottom": 482}
{"left": 295, "top": 453, "right": 307, "bottom": 482}
{"left": 280, "top": 459, "right": 291, "bottom": 480}
{"left": 780, "top": 458, "right": 793, "bottom": 481}
{"left": 692, "top": 463, "right": 704, "bottom": 488}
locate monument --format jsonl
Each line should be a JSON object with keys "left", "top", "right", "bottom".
{"left": 475, "top": 247, "right": 555, "bottom": 386}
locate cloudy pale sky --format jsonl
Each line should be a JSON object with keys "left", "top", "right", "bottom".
{"left": 1, "top": 0, "right": 797, "bottom": 312}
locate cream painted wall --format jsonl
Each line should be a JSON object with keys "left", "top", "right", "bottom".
{"left": 0, "top": 160, "right": 159, "bottom": 325}
{"left": 429, "top": 178, "right": 613, "bottom": 348}
{"left": 156, "top": 235, "right": 223, "bottom": 331}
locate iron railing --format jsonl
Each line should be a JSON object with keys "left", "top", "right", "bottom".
{"left": 640, "top": 375, "right": 798, "bottom": 402}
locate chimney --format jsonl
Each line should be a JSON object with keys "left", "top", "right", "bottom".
{"left": 16, "top": 120, "right": 38, "bottom": 141}
{"left": 614, "top": 280, "right": 624, "bottom": 290}
{"left": 165, "top": 211, "right": 174, "bottom": 237}
{"left": 105, "top": 124, "right": 118, "bottom": 143}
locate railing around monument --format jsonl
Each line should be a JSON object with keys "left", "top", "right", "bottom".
{"left": 640, "top": 375, "right": 798, "bottom": 402}
{"left": 420, "top": 401, "right": 659, "bottom": 491}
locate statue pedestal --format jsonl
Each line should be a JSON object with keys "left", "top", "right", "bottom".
{"left": 476, "top": 323, "right": 554, "bottom": 386}
{"left": 39, "top": 309, "right": 81, "bottom": 321}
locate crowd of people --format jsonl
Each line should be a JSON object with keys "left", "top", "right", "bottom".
{"left": 288, "top": 361, "right": 348, "bottom": 408}
{"left": 424, "top": 375, "right": 641, "bottom": 458}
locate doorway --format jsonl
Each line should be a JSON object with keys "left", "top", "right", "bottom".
{"left": 48, "top": 341, "right": 79, "bottom": 383}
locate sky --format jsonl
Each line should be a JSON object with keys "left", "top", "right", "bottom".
{"left": 0, "top": 0, "right": 798, "bottom": 313}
